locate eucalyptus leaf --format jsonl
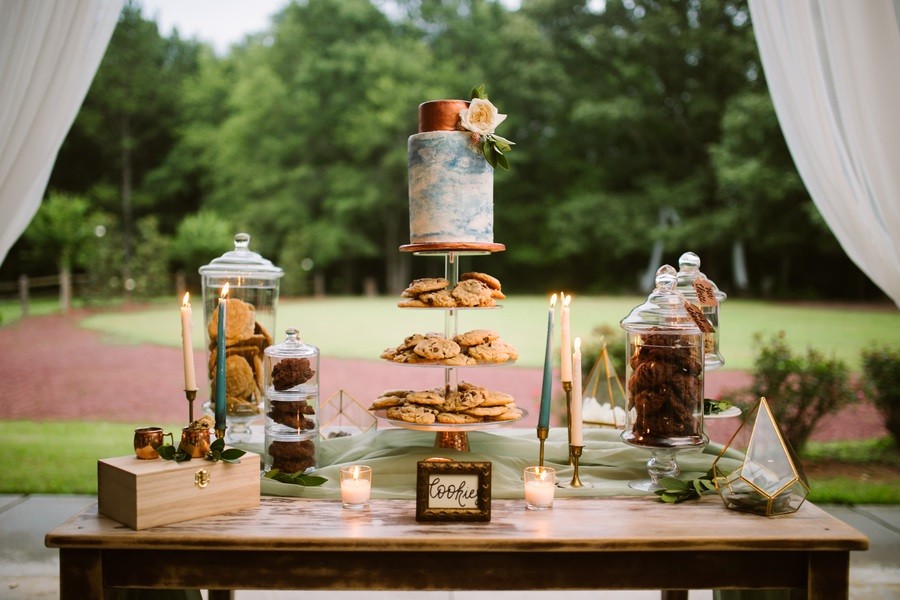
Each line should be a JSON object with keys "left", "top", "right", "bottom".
{"left": 658, "top": 477, "right": 688, "bottom": 490}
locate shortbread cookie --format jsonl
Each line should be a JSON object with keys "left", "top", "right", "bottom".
{"left": 460, "top": 271, "right": 501, "bottom": 290}
{"left": 225, "top": 355, "right": 256, "bottom": 398}
{"left": 387, "top": 404, "right": 438, "bottom": 424}
{"left": 208, "top": 297, "right": 256, "bottom": 345}
{"left": 403, "top": 277, "right": 449, "bottom": 296}
{"left": 453, "top": 329, "right": 500, "bottom": 348}
{"left": 414, "top": 337, "right": 460, "bottom": 360}
{"left": 451, "top": 279, "right": 493, "bottom": 307}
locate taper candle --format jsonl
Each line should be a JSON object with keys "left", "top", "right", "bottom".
{"left": 572, "top": 337, "right": 583, "bottom": 446}
{"left": 215, "top": 283, "right": 229, "bottom": 432}
{"left": 560, "top": 293, "right": 572, "bottom": 383}
{"left": 180, "top": 292, "right": 197, "bottom": 392}
{"left": 538, "top": 293, "right": 558, "bottom": 430}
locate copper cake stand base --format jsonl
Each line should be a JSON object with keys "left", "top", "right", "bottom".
{"left": 434, "top": 431, "right": 470, "bottom": 452}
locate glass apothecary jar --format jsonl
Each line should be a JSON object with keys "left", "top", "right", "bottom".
{"left": 199, "top": 233, "right": 284, "bottom": 442}
{"left": 264, "top": 328, "right": 320, "bottom": 435}
{"left": 264, "top": 429, "right": 318, "bottom": 474}
{"left": 620, "top": 265, "right": 707, "bottom": 490}
{"left": 676, "top": 251, "right": 727, "bottom": 370}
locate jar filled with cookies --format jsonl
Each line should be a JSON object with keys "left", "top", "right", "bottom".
{"left": 676, "top": 251, "right": 727, "bottom": 370}
{"left": 620, "top": 265, "right": 707, "bottom": 450}
{"left": 263, "top": 327, "right": 319, "bottom": 473}
{"left": 199, "top": 233, "right": 284, "bottom": 442}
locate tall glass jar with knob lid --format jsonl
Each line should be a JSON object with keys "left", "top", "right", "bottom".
{"left": 199, "top": 233, "right": 284, "bottom": 442}
{"left": 676, "top": 251, "right": 727, "bottom": 370}
{"left": 620, "top": 265, "right": 707, "bottom": 490}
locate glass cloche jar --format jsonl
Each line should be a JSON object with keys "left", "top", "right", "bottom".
{"left": 263, "top": 328, "right": 319, "bottom": 473}
{"left": 199, "top": 233, "right": 284, "bottom": 442}
{"left": 620, "top": 265, "right": 708, "bottom": 490}
{"left": 676, "top": 251, "right": 727, "bottom": 370}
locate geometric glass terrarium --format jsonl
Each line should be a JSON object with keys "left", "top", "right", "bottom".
{"left": 712, "top": 397, "right": 810, "bottom": 516}
{"left": 581, "top": 339, "right": 626, "bottom": 429}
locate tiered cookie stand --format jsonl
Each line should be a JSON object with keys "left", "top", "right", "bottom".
{"left": 376, "top": 241, "right": 523, "bottom": 452}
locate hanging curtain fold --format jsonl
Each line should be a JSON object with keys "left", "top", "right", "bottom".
{"left": 748, "top": 0, "right": 900, "bottom": 307}
{"left": 0, "top": 0, "right": 124, "bottom": 266}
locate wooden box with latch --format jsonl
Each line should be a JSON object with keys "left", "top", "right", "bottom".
{"left": 97, "top": 452, "right": 260, "bottom": 530}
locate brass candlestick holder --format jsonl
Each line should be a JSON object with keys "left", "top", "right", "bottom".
{"left": 184, "top": 389, "right": 197, "bottom": 422}
{"left": 567, "top": 445, "right": 585, "bottom": 488}
{"left": 563, "top": 381, "right": 574, "bottom": 465}
{"left": 536, "top": 426, "right": 549, "bottom": 467}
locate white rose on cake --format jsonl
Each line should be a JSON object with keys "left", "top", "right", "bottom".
{"left": 459, "top": 98, "right": 507, "bottom": 136}
{"left": 458, "top": 84, "right": 515, "bottom": 171}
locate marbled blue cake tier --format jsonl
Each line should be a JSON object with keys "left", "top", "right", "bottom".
{"left": 408, "top": 130, "right": 493, "bottom": 244}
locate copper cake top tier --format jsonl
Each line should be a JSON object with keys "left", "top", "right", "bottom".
{"left": 418, "top": 100, "right": 470, "bottom": 133}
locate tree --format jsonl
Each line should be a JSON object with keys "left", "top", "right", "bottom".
{"left": 22, "top": 193, "right": 96, "bottom": 312}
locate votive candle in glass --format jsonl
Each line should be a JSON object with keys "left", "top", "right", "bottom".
{"left": 524, "top": 466, "right": 556, "bottom": 510}
{"left": 340, "top": 465, "right": 372, "bottom": 509}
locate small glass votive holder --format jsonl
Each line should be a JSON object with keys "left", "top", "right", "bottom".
{"left": 340, "top": 465, "right": 372, "bottom": 509}
{"left": 524, "top": 466, "right": 556, "bottom": 510}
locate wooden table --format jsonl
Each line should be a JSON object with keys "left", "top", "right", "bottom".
{"left": 45, "top": 495, "right": 868, "bottom": 600}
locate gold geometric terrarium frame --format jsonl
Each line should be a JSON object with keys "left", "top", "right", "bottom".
{"left": 581, "top": 339, "right": 626, "bottom": 429}
{"left": 318, "top": 389, "right": 376, "bottom": 439}
{"left": 712, "top": 396, "right": 810, "bottom": 517}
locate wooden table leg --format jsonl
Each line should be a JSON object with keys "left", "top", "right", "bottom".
{"left": 808, "top": 551, "right": 849, "bottom": 599}
{"left": 662, "top": 591, "right": 688, "bottom": 600}
{"left": 59, "top": 548, "right": 103, "bottom": 600}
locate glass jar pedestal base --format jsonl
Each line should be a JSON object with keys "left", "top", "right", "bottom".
{"left": 629, "top": 448, "right": 680, "bottom": 491}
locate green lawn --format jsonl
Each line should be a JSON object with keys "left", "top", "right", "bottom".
{"left": 72, "top": 296, "right": 900, "bottom": 371}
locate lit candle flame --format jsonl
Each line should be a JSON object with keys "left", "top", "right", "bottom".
{"left": 220, "top": 282, "right": 230, "bottom": 298}
{"left": 549, "top": 293, "right": 557, "bottom": 308}
{"left": 351, "top": 465, "right": 360, "bottom": 480}
{"left": 182, "top": 292, "right": 190, "bottom": 307}
{"left": 538, "top": 468, "right": 548, "bottom": 482}
{"left": 563, "top": 293, "right": 571, "bottom": 308}
{"left": 574, "top": 337, "right": 581, "bottom": 351}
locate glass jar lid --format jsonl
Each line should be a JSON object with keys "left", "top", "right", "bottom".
{"left": 676, "top": 251, "right": 726, "bottom": 301}
{"left": 198, "top": 233, "right": 284, "bottom": 280}
{"left": 621, "top": 265, "right": 702, "bottom": 332}
{"left": 265, "top": 328, "right": 319, "bottom": 359}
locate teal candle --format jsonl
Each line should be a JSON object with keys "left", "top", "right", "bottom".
{"left": 538, "top": 294, "right": 557, "bottom": 429}
{"left": 215, "top": 285, "right": 228, "bottom": 431}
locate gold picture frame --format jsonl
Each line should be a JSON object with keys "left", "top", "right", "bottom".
{"left": 415, "top": 459, "right": 491, "bottom": 522}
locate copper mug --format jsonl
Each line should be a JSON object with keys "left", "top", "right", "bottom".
{"left": 178, "top": 427, "right": 211, "bottom": 458}
{"left": 133, "top": 427, "right": 170, "bottom": 459}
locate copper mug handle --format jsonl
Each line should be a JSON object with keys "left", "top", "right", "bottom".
{"left": 134, "top": 427, "right": 171, "bottom": 459}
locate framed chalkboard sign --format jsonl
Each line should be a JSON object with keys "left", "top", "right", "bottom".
{"left": 415, "top": 459, "right": 491, "bottom": 522}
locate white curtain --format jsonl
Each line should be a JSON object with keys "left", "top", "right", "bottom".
{"left": 0, "top": 0, "right": 124, "bottom": 267}
{"left": 748, "top": 0, "right": 900, "bottom": 307}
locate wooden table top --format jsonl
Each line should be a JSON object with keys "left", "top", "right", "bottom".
{"left": 46, "top": 495, "right": 869, "bottom": 554}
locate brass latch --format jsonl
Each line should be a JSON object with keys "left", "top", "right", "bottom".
{"left": 194, "top": 468, "right": 211, "bottom": 488}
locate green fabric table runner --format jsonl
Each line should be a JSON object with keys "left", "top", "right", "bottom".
{"left": 257, "top": 426, "right": 745, "bottom": 499}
